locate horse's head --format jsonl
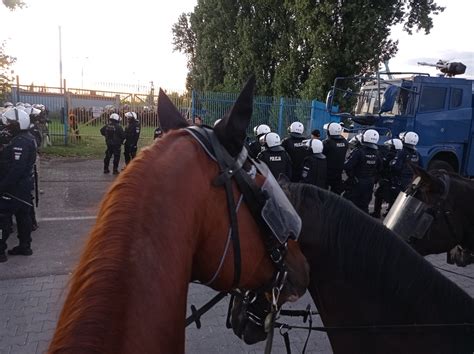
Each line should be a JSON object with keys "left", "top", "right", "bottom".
{"left": 384, "top": 163, "right": 470, "bottom": 260}
{"left": 158, "top": 79, "right": 309, "bottom": 301}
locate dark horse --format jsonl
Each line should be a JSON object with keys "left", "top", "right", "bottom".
{"left": 48, "top": 79, "right": 309, "bottom": 353}
{"left": 384, "top": 164, "right": 474, "bottom": 266}
{"left": 232, "top": 182, "right": 474, "bottom": 353}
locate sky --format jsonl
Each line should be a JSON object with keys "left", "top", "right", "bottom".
{"left": 0, "top": 0, "right": 473, "bottom": 94}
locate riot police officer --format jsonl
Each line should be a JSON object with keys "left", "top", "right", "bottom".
{"left": 281, "top": 121, "right": 309, "bottom": 182}
{"left": 0, "top": 108, "right": 37, "bottom": 262}
{"left": 344, "top": 129, "right": 382, "bottom": 213}
{"left": 301, "top": 139, "right": 327, "bottom": 189}
{"left": 390, "top": 131, "right": 421, "bottom": 190}
{"left": 257, "top": 132, "right": 292, "bottom": 180}
{"left": 100, "top": 113, "right": 125, "bottom": 174}
{"left": 123, "top": 112, "right": 141, "bottom": 165}
{"left": 249, "top": 124, "right": 271, "bottom": 159}
{"left": 322, "top": 122, "right": 348, "bottom": 194}
{"left": 371, "top": 138, "right": 403, "bottom": 218}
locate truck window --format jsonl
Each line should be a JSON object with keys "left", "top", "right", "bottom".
{"left": 450, "top": 88, "right": 463, "bottom": 109}
{"left": 419, "top": 86, "right": 447, "bottom": 112}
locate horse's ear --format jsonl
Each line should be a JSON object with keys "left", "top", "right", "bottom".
{"left": 410, "top": 162, "right": 445, "bottom": 193}
{"left": 214, "top": 75, "right": 255, "bottom": 156}
{"left": 157, "top": 89, "right": 189, "bottom": 132}
{"left": 410, "top": 162, "right": 430, "bottom": 180}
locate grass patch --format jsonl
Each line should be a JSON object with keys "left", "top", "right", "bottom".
{"left": 40, "top": 127, "right": 155, "bottom": 158}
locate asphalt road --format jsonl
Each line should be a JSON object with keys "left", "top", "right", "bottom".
{"left": 0, "top": 157, "right": 473, "bottom": 354}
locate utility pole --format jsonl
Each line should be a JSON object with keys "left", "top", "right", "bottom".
{"left": 59, "top": 26, "right": 63, "bottom": 93}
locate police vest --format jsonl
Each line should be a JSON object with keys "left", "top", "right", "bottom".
{"left": 258, "top": 148, "right": 292, "bottom": 179}
{"left": 323, "top": 137, "right": 348, "bottom": 173}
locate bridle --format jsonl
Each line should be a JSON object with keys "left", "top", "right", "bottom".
{"left": 384, "top": 170, "right": 462, "bottom": 244}
{"left": 184, "top": 126, "right": 300, "bottom": 332}
{"left": 409, "top": 171, "right": 462, "bottom": 245}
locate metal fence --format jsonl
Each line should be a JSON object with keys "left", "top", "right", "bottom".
{"left": 6, "top": 80, "right": 339, "bottom": 150}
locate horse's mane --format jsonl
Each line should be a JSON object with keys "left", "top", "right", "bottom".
{"left": 286, "top": 183, "right": 474, "bottom": 321}
{"left": 51, "top": 130, "right": 189, "bottom": 352}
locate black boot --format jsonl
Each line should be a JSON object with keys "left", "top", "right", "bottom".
{"left": 113, "top": 169, "right": 119, "bottom": 175}
{"left": 8, "top": 245, "right": 33, "bottom": 256}
{"left": 0, "top": 253, "right": 7, "bottom": 263}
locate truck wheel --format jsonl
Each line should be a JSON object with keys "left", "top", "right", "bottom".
{"left": 428, "top": 160, "right": 454, "bottom": 172}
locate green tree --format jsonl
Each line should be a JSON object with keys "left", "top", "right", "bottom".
{"left": 292, "top": 0, "right": 444, "bottom": 99}
{"left": 0, "top": 42, "right": 16, "bottom": 102}
{"left": 172, "top": 0, "right": 444, "bottom": 99}
{"left": 2, "top": 0, "right": 25, "bottom": 10}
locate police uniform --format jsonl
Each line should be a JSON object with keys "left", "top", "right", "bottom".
{"left": 323, "top": 135, "right": 348, "bottom": 194}
{"left": 248, "top": 138, "right": 264, "bottom": 159}
{"left": 0, "top": 131, "right": 37, "bottom": 258}
{"left": 123, "top": 120, "right": 141, "bottom": 164}
{"left": 301, "top": 153, "right": 327, "bottom": 189}
{"left": 344, "top": 144, "right": 382, "bottom": 213}
{"left": 372, "top": 145, "right": 398, "bottom": 218}
{"left": 257, "top": 146, "right": 292, "bottom": 180}
{"left": 390, "top": 145, "right": 421, "bottom": 190}
{"left": 281, "top": 133, "right": 309, "bottom": 182}
{"left": 100, "top": 120, "right": 125, "bottom": 173}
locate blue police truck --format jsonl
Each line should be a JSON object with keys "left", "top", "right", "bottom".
{"left": 326, "top": 61, "right": 473, "bottom": 175}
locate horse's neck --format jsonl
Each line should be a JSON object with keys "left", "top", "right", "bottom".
{"left": 50, "top": 161, "right": 199, "bottom": 354}
{"left": 307, "top": 260, "right": 471, "bottom": 354}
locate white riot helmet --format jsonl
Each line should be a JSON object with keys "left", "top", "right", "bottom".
{"left": 384, "top": 138, "right": 403, "bottom": 150}
{"left": 289, "top": 121, "right": 304, "bottom": 135}
{"left": 306, "top": 139, "right": 323, "bottom": 154}
{"left": 254, "top": 124, "right": 271, "bottom": 137}
{"left": 325, "top": 122, "right": 343, "bottom": 137}
{"left": 15, "top": 102, "right": 25, "bottom": 108}
{"left": 110, "top": 113, "right": 120, "bottom": 122}
{"left": 3, "top": 102, "right": 13, "bottom": 108}
{"left": 213, "top": 118, "right": 222, "bottom": 127}
{"left": 263, "top": 132, "right": 281, "bottom": 148}
{"left": 125, "top": 111, "right": 138, "bottom": 121}
{"left": 23, "top": 106, "right": 41, "bottom": 116}
{"left": 362, "top": 129, "right": 379, "bottom": 145}
{"left": 2, "top": 107, "right": 31, "bottom": 130}
{"left": 402, "top": 131, "right": 419, "bottom": 146}
{"left": 32, "top": 104, "right": 45, "bottom": 111}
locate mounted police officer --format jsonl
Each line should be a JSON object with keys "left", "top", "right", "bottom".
{"left": 322, "top": 122, "right": 348, "bottom": 194}
{"left": 100, "top": 113, "right": 125, "bottom": 174}
{"left": 301, "top": 139, "right": 327, "bottom": 189}
{"left": 0, "top": 108, "right": 37, "bottom": 262}
{"left": 371, "top": 138, "right": 403, "bottom": 218}
{"left": 123, "top": 112, "right": 141, "bottom": 166}
{"left": 257, "top": 132, "right": 292, "bottom": 180}
{"left": 390, "top": 131, "right": 421, "bottom": 190}
{"left": 281, "top": 121, "right": 309, "bottom": 182}
{"left": 249, "top": 124, "right": 271, "bottom": 159}
{"left": 344, "top": 129, "right": 382, "bottom": 213}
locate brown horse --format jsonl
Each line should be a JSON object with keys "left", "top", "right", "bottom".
{"left": 384, "top": 165, "right": 474, "bottom": 266}
{"left": 48, "top": 79, "right": 309, "bottom": 353}
{"left": 231, "top": 182, "right": 474, "bottom": 353}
